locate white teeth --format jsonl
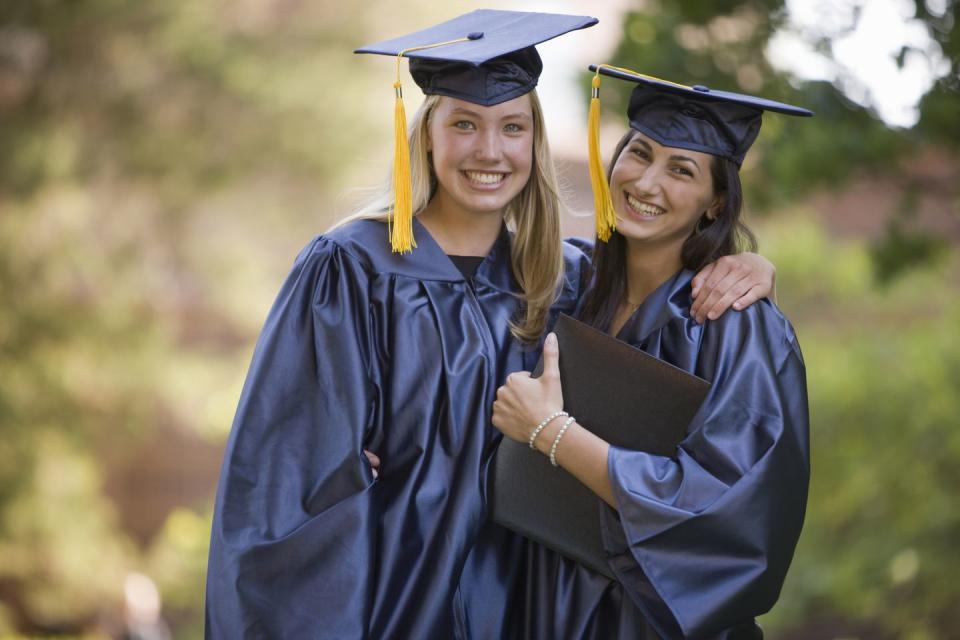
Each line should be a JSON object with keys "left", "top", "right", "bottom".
{"left": 465, "top": 171, "right": 505, "bottom": 184}
{"left": 625, "top": 194, "right": 664, "bottom": 216}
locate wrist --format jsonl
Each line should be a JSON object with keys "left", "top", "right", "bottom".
{"left": 548, "top": 416, "right": 576, "bottom": 467}
{"left": 534, "top": 415, "right": 574, "bottom": 456}
{"left": 528, "top": 410, "right": 567, "bottom": 449}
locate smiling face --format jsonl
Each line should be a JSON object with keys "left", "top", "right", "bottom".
{"left": 610, "top": 130, "right": 722, "bottom": 251}
{"left": 427, "top": 94, "right": 534, "bottom": 218}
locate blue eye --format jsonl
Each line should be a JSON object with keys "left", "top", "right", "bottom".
{"left": 504, "top": 123, "right": 524, "bottom": 133}
{"left": 454, "top": 121, "right": 475, "bottom": 130}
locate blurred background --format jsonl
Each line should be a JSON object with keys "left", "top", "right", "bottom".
{"left": 0, "top": 0, "right": 957, "bottom": 638}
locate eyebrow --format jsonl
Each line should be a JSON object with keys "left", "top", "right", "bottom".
{"left": 449, "top": 107, "right": 532, "bottom": 121}
{"left": 634, "top": 138, "right": 701, "bottom": 171}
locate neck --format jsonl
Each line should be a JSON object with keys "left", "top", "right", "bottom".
{"left": 622, "top": 237, "right": 684, "bottom": 305}
{"left": 418, "top": 192, "right": 503, "bottom": 256}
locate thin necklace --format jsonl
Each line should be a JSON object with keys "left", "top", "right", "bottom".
{"left": 622, "top": 296, "right": 642, "bottom": 311}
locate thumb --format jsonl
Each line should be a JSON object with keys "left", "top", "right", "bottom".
{"left": 543, "top": 332, "right": 560, "bottom": 378}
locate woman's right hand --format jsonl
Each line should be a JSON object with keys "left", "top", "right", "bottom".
{"left": 690, "top": 252, "right": 776, "bottom": 323}
{"left": 492, "top": 333, "right": 565, "bottom": 445}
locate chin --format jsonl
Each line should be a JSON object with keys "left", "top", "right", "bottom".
{"left": 457, "top": 193, "right": 520, "bottom": 216}
{"left": 476, "top": 200, "right": 515, "bottom": 215}
{"left": 613, "top": 220, "right": 655, "bottom": 242}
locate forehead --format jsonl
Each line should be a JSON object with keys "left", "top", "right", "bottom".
{"left": 434, "top": 93, "right": 533, "bottom": 118}
{"left": 628, "top": 130, "right": 715, "bottom": 164}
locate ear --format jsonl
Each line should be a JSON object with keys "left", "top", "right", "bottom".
{"left": 706, "top": 195, "right": 725, "bottom": 221}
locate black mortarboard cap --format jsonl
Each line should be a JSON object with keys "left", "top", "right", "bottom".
{"left": 585, "top": 64, "right": 812, "bottom": 242}
{"left": 357, "top": 10, "right": 598, "bottom": 106}
{"left": 589, "top": 64, "right": 813, "bottom": 166}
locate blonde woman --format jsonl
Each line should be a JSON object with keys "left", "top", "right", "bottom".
{"left": 205, "top": 13, "right": 777, "bottom": 639}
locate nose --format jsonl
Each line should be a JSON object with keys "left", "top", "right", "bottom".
{"left": 473, "top": 127, "right": 502, "bottom": 162}
{"left": 631, "top": 164, "right": 663, "bottom": 196}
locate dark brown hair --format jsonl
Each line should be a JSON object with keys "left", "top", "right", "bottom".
{"left": 579, "top": 130, "right": 757, "bottom": 331}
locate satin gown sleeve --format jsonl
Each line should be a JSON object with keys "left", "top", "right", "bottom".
{"left": 603, "top": 298, "right": 810, "bottom": 639}
{"left": 205, "top": 237, "right": 380, "bottom": 638}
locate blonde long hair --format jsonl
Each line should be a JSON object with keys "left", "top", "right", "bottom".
{"left": 335, "top": 91, "right": 565, "bottom": 344}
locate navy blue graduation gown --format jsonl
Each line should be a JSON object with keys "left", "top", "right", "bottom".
{"left": 518, "top": 268, "right": 809, "bottom": 640}
{"left": 205, "top": 218, "right": 587, "bottom": 639}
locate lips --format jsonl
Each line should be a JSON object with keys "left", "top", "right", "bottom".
{"left": 624, "top": 192, "right": 666, "bottom": 218}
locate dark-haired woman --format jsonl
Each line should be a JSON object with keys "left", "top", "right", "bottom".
{"left": 492, "top": 70, "right": 810, "bottom": 639}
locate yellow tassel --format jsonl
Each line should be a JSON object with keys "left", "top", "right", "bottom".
{"left": 390, "top": 80, "right": 415, "bottom": 253}
{"left": 386, "top": 37, "right": 475, "bottom": 254}
{"left": 385, "top": 55, "right": 677, "bottom": 253}
{"left": 588, "top": 73, "right": 617, "bottom": 242}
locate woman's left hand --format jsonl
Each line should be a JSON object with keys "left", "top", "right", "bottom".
{"left": 492, "top": 333, "right": 564, "bottom": 444}
{"left": 363, "top": 449, "right": 380, "bottom": 478}
{"left": 690, "top": 252, "right": 776, "bottom": 323}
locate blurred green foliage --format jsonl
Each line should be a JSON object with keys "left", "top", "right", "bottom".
{"left": 599, "top": 3, "right": 886, "bottom": 201}
{"left": 598, "top": 0, "right": 957, "bottom": 279}
{"left": 0, "top": 0, "right": 415, "bottom": 633}
{"left": 758, "top": 216, "right": 960, "bottom": 639}
{"left": 869, "top": 189, "right": 951, "bottom": 286}
{"left": 0, "top": 0, "right": 957, "bottom": 638}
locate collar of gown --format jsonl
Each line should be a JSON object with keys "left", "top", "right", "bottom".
{"left": 616, "top": 268, "right": 696, "bottom": 343}
{"left": 329, "top": 217, "right": 519, "bottom": 293}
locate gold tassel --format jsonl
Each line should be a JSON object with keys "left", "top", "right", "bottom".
{"left": 588, "top": 72, "right": 617, "bottom": 242}
{"left": 391, "top": 79, "right": 415, "bottom": 253}
{"left": 386, "top": 36, "right": 476, "bottom": 254}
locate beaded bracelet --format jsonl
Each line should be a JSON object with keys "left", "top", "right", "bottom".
{"left": 549, "top": 416, "right": 576, "bottom": 467}
{"left": 529, "top": 410, "right": 568, "bottom": 449}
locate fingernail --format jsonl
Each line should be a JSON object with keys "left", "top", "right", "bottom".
{"left": 547, "top": 332, "right": 557, "bottom": 345}
{"left": 733, "top": 302, "right": 742, "bottom": 310}
{"left": 708, "top": 311, "right": 717, "bottom": 320}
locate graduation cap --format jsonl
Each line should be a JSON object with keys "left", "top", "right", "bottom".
{"left": 354, "top": 10, "right": 598, "bottom": 253}
{"left": 584, "top": 64, "right": 813, "bottom": 241}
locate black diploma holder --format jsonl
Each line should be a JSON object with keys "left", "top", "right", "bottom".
{"left": 490, "top": 313, "right": 710, "bottom": 579}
